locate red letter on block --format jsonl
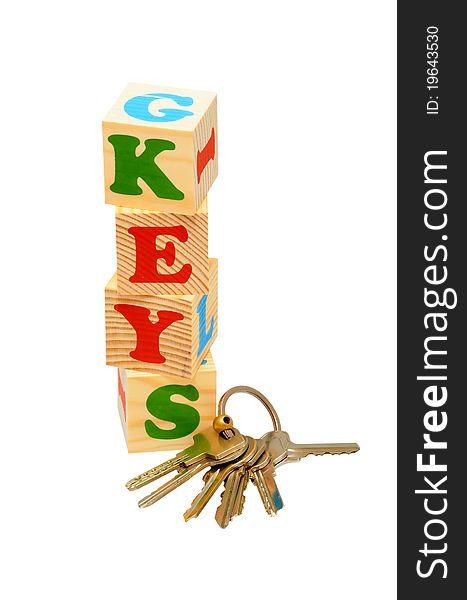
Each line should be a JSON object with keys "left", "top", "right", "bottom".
{"left": 128, "top": 225, "right": 192, "bottom": 284}
{"left": 118, "top": 369, "right": 127, "bottom": 419}
{"left": 197, "top": 128, "right": 215, "bottom": 183}
{"left": 114, "top": 304, "right": 184, "bottom": 364}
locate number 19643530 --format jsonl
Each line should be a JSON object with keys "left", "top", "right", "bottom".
{"left": 426, "top": 26, "right": 439, "bottom": 115}
{"left": 426, "top": 26, "right": 439, "bottom": 91}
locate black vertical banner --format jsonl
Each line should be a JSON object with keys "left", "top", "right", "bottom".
{"left": 398, "top": 4, "right": 465, "bottom": 597}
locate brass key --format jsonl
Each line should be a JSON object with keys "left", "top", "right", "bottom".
{"left": 126, "top": 422, "right": 246, "bottom": 492}
{"left": 184, "top": 436, "right": 265, "bottom": 521}
{"left": 231, "top": 466, "right": 249, "bottom": 518}
{"left": 214, "top": 468, "right": 245, "bottom": 529}
{"left": 136, "top": 435, "right": 249, "bottom": 508}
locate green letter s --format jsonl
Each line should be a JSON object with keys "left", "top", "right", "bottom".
{"left": 145, "top": 384, "right": 200, "bottom": 440}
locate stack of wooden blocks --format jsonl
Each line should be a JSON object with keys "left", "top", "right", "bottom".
{"left": 103, "top": 83, "right": 219, "bottom": 452}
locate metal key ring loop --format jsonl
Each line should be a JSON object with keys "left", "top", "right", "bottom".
{"left": 218, "top": 386, "right": 282, "bottom": 432}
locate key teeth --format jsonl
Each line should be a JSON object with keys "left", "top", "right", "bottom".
{"left": 238, "top": 496, "right": 246, "bottom": 515}
{"left": 215, "top": 477, "right": 237, "bottom": 529}
{"left": 298, "top": 446, "right": 360, "bottom": 459}
{"left": 255, "top": 477, "right": 274, "bottom": 515}
{"left": 319, "top": 448, "right": 360, "bottom": 456}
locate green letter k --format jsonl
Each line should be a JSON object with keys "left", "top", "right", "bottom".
{"left": 108, "top": 134, "right": 184, "bottom": 200}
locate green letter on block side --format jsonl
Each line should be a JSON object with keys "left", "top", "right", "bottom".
{"left": 108, "top": 134, "right": 184, "bottom": 200}
{"left": 145, "top": 384, "right": 200, "bottom": 440}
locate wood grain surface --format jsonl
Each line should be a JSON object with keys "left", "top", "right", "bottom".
{"left": 103, "top": 83, "right": 217, "bottom": 214}
{"left": 118, "top": 352, "right": 216, "bottom": 453}
{"left": 116, "top": 199, "right": 208, "bottom": 295}
{"left": 105, "top": 258, "right": 218, "bottom": 378}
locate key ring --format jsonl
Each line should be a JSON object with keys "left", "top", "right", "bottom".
{"left": 218, "top": 385, "right": 282, "bottom": 432}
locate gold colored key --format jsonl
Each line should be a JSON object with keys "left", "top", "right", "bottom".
{"left": 126, "top": 420, "right": 246, "bottom": 492}
{"left": 214, "top": 468, "right": 246, "bottom": 529}
{"left": 183, "top": 436, "right": 265, "bottom": 522}
{"left": 126, "top": 419, "right": 249, "bottom": 509}
{"left": 230, "top": 465, "right": 249, "bottom": 518}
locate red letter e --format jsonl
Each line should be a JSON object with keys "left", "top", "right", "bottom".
{"left": 128, "top": 225, "right": 192, "bottom": 284}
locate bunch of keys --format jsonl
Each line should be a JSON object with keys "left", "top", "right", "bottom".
{"left": 126, "top": 386, "right": 360, "bottom": 528}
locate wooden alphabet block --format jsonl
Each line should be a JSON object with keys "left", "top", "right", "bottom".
{"left": 118, "top": 352, "right": 216, "bottom": 453}
{"left": 103, "top": 83, "right": 218, "bottom": 215}
{"left": 106, "top": 258, "right": 218, "bottom": 378}
{"left": 116, "top": 198, "right": 208, "bottom": 296}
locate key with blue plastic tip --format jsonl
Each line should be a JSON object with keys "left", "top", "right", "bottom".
{"left": 249, "top": 451, "right": 284, "bottom": 516}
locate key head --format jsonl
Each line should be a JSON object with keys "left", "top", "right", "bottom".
{"left": 182, "top": 427, "right": 246, "bottom": 466}
{"left": 260, "top": 430, "right": 291, "bottom": 465}
{"left": 261, "top": 430, "right": 360, "bottom": 466}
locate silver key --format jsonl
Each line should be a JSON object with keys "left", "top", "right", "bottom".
{"left": 262, "top": 430, "right": 360, "bottom": 468}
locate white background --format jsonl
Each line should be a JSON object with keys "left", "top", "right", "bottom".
{"left": 1, "top": 1, "right": 396, "bottom": 598}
